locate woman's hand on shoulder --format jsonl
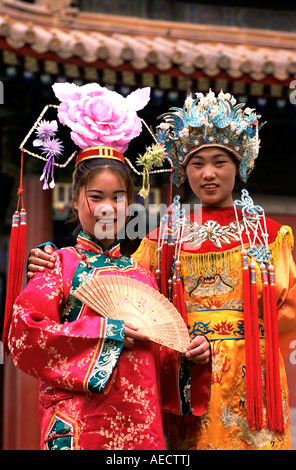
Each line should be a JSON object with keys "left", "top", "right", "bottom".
{"left": 27, "top": 244, "right": 57, "bottom": 279}
{"left": 183, "top": 335, "right": 211, "bottom": 365}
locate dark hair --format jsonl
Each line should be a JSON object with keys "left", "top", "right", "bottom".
{"left": 69, "top": 158, "right": 135, "bottom": 235}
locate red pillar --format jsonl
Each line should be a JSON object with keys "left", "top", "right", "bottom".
{"left": 2, "top": 175, "right": 53, "bottom": 450}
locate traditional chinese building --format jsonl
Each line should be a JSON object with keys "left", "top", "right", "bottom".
{"left": 0, "top": 0, "right": 296, "bottom": 449}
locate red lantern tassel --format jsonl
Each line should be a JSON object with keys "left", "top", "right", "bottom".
{"left": 2, "top": 211, "right": 20, "bottom": 350}
{"left": 249, "top": 262, "right": 263, "bottom": 430}
{"left": 242, "top": 251, "right": 263, "bottom": 430}
{"left": 261, "top": 264, "right": 273, "bottom": 427}
{"left": 17, "top": 208, "right": 27, "bottom": 290}
{"left": 242, "top": 251, "right": 255, "bottom": 429}
{"left": 2, "top": 150, "right": 27, "bottom": 352}
{"left": 266, "top": 264, "right": 284, "bottom": 433}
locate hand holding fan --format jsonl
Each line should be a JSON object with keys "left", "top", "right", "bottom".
{"left": 73, "top": 274, "right": 190, "bottom": 352}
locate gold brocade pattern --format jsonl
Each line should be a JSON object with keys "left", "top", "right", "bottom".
{"left": 183, "top": 249, "right": 290, "bottom": 450}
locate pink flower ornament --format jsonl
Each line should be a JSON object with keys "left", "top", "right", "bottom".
{"left": 52, "top": 82, "right": 151, "bottom": 153}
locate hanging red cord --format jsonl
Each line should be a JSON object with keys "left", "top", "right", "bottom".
{"left": 2, "top": 149, "right": 27, "bottom": 352}
{"left": 266, "top": 264, "right": 284, "bottom": 432}
{"left": 249, "top": 262, "right": 263, "bottom": 430}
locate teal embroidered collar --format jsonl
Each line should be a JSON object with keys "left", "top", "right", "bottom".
{"left": 76, "top": 231, "right": 121, "bottom": 258}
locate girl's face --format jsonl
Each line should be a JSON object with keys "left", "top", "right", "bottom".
{"left": 73, "top": 169, "right": 128, "bottom": 248}
{"left": 185, "top": 147, "right": 238, "bottom": 208}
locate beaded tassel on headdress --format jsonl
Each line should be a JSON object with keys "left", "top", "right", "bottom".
{"left": 234, "top": 189, "right": 284, "bottom": 432}
{"left": 133, "top": 119, "right": 173, "bottom": 200}
{"left": 2, "top": 150, "right": 27, "bottom": 351}
{"left": 159, "top": 210, "right": 175, "bottom": 298}
{"left": 20, "top": 105, "right": 77, "bottom": 190}
{"left": 157, "top": 195, "right": 187, "bottom": 324}
{"left": 158, "top": 173, "right": 174, "bottom": 298}
{"left": 172, "top": 226, "right": 187, "bottom": 324}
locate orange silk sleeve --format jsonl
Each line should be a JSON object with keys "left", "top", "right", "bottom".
{"left": 275, "top": 238, "right": 296, "bottom": 358}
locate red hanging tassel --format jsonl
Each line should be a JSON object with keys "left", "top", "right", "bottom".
{"left": 17, "top": 208, "right": 27, "bottom": 289}
{"left": 160, "top": 173, "right": 174, "bottom": 298}
{"left": 2, "top": 211, "right": 20, "bottom": 350}
{"left": 242, "top": 251, "right": 263, "bottom": 430}
{"left": 266, "top": 264, "right": 284, "bottom": 433}
{"left": 261, "top": 264, "right": 273, "bottom": 427}
{"left": 2, "top": 150, "right": 27, "bottom": 352}
{"left": 242, "top": 250, "right": 255, "bottom": 428}
{"left": 249, "top": 262, "right": 263, "bottom": 430}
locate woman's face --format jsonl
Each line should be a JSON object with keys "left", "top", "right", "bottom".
{"left": 186, "top": 147, "right": 238, "bottom": 208}
{"left": 73, "top": 169, "right": 128, "bottom": 247}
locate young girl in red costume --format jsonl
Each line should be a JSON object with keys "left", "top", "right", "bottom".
{"left": 5, "top": 83, "right": 211, "bottom": 450}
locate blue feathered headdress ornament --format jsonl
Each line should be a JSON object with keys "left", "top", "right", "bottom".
{"left": 154, "top": 89, "right": 265, "bottom": 187}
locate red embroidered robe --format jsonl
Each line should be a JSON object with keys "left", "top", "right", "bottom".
{"left": 8, "top": 232, "right": 211, "bottom": 450}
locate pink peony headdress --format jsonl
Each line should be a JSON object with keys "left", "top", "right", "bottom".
{"left": 53, "top": 82, "right": 150, "bottom": 154}
{"left": 20, "top": 82, "right": 151, "bottom": 189}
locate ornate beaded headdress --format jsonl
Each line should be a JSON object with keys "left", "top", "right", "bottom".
{"left": 147, "top": 89, "right": 265, "bottom": 188}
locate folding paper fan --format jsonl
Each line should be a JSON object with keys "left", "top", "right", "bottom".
{"left": 73, "top": 274, "right": 190, "bottom": 352}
